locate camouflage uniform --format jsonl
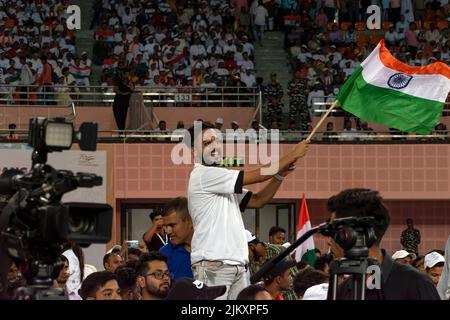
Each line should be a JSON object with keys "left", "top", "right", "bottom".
{"left": 264, "top": 82, "right": 284, "bottom": 123}
{"left": 288, "top": 79, "right": 309, "bottom": 130}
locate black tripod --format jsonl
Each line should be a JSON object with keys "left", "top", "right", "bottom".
{"left": 15, "top": 262, "right": 68, "bottom": 300}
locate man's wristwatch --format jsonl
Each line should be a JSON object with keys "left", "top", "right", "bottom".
{"left": 274, "top": 174, "right": 285, "bottom": 182}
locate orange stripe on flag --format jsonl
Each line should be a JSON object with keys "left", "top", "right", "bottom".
{"left": 378, "top": 39, "right": 450, "bottom": 79}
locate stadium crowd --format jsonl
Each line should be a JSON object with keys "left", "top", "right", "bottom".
{"left": 0, "top": 0, "right": 91, "bottom": 106}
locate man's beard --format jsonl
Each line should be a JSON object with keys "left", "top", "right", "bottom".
{"left": 146, "top": 283, "right": 169, "bottom": 299}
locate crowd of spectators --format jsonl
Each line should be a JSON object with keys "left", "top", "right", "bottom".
{"left": 0, "top": 0, "right": 92, "bottom": 106}
{"left": 278, "top": 0, "right": 449, "bottom": 130}
{"left": 92, "top": 0, "right": 258, "bottom": 92}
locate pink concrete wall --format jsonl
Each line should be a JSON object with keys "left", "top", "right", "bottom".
{"left": 114, "top": 143, "right": 450, "bottom": 200}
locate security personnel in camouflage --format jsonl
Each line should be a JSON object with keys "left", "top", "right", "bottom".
{"left": 264, "top": 72, "right": 284, "bottom": 123}
{"left": 288, "top": 71, "right": 309, "bottom": 130}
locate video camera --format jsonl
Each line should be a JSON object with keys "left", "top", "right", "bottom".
{"left": 320, "top": 216, "right": 377, "bottom": 260}
{"left": 0, "top": 116, "right": 113, "bottom": 299}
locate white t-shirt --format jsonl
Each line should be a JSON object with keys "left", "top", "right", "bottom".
{"left": 254, "top": 6, "right": 268, "bottom": 26}
{"left": 188, "top": 164, "right": 251, "bottom": 266}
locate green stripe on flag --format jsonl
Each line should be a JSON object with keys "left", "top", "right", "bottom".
{"left": 301, "top": 249, "right": 316, "bottom": 267}
{"left": 337, "top": 67, "right": 444, "bottom": 134}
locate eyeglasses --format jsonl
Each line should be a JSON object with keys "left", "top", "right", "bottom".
{"left": 143, "top": 270, "right": 173, "bottom": 280}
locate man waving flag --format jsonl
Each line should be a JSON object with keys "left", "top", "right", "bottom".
{"left": 336, "top": 40, "right": 450, "bottom": 134}
{"left": 295, "top": 193, "right": 316, "bottom": 266}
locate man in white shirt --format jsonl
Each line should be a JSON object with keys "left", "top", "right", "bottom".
{"left": 187, "top": 122, "right": 308, "bottom": 300}
{"left": 240, "top": 67, "right": 256, "bottom": 88}
{"left": 253, "top": 1, "right": 268, "bottom": 44}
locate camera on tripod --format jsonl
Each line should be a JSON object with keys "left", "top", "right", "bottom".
{"left": 0, "top": 116, "right": 113, "bottom": 299}
{"left": 321, "top": 216, "right": 377, "bottom": 259}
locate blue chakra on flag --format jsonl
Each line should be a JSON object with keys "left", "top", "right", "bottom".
{"left": 387, "top": 73, "right": 413, "bottom": 89}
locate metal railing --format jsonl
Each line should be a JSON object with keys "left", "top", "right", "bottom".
{"left": 0, "top": 84, "right": 258, "bottom": 107}
{"left": 1, "top": 129, "right": 449, "bottom": 143}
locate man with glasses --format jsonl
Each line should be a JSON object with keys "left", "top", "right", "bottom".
{"left": 136, "top": 252, "right": 172, "bottom": 300}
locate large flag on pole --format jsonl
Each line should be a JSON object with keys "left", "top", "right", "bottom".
{"left": 336, "top": 40, "right": 450, "bottom": 134}
{"left": 295, "top": 193, "right": 316, "bottom": 266}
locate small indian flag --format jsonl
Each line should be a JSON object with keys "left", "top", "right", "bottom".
{"left": 337, "top": 40, "right": 450, "bottom": 134}
{"left": 295, "top": 193, "right": 316, "bottom": 266}
{"left": 69, "top": 63, "right": 91, "bottom": 79}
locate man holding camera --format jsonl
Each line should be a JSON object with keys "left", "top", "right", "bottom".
{"left": 187, "top": 121, "right": 308, "bottom": 300}
{"left": 326, "top": 188, "right": 440, "bottom": 300}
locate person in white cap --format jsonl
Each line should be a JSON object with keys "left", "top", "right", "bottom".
{"left": 437, "top": 236, "right": 450, "bottom": 299}
{"left": 392, "top": 249, "right": 416, "bottom": 265}
{"left": 425, "top": 251, "right": 445, "bottom": 286}
{"left": 215, "top": 117, "right": 224, "bottom": 131}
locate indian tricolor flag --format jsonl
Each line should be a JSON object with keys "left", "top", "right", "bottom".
{"left": 295, "top": 193, "right": 316, "bottom": 266}
{"left": 69, "top": 63, "right": 91, "bottom": 79}
{"left": 337, "top": 40, "right": 450, "bottom": 134}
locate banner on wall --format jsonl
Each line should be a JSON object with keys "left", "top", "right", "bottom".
{"left": 0, "top": 144, "right": 108, "bottom": 271}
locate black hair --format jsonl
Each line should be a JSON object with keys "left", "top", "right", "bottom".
{"left": 136, "top": 252, "right": 168, "bottom": 276}
{"left": 236, "top": 284, "right": 268, "bottom": 300}
{"left": 314, "top": 248, "right": 322, "bottom": 255}
{"left": 124, "top": 259, "right": 140, "bottom": 271}
{"left": 149, "top": 209, "right": 163, "bottom": 221}
{"left": 406, "top": 218, "right": 413, "bottom": 224}
{"left": 293, "top": 268, "right": 328, "bottom": 297}
{"left": 412, "top": 255, "right": 424, "bottom": 269}
{"left": 115, "top": 267, "right": 138, "bottom": 292}
{"left": 51, "top": 255, "right": 69, "bottom": 279}
{"left": 327, "top": 188, "right": 390, "bottom": 245}
{"left": 187, "top": 121, "right": 216, "bottom": 147}
{"left": 269, "top": 226, "right": 286, "bottom": 237}
{"left": 103, "top": 252, "right": 119, "bottom": 269}
{"left": 314, "top": 255, "right": 330, "bottom": 272}
{"left": 426, "top": 262, "right": 445, "bottom": 272}
{"left": 127, "top": 248, "right": 142, "bottom": 258}
{"left": 162, "top": 197, "right": 190, "bottom": 221}
{"left": 79, "top": 271, "right": 117, "bottom": 300}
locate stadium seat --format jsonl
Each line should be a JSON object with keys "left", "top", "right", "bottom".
{"left": 382, "top": 21, "right": 392, "bottom": 31}
{"left": 355, "top": 22, "right": 366, "bottom": 31}
{"left": 437, "top": 20, "right": 449, "bottom": 30}
{"left": 341, "top": 22, "right": 351, "bottom": 31}
{"left": 423, "top": 21, "right": 431, "bottom": 30}
{"left": 413, "top": 21, "right": 422, "bottom": 29}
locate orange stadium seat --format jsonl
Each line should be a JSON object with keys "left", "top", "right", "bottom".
{"left": 437, "top": 20, "right": 449, "bottom": 30}
{"left": 423, "top": 21, "right": 431, "bottom": 29}
{"left": 4, "top": 18, "right": 15, "bottom": 28}
{"left": 355, "top": 21, "right": 366, "bottom": 31}
{"left": 382, "top": 21, "right": 392, "bottom": 31}
{"left": 341, "top": 21, "right": 351, "bottom": 31}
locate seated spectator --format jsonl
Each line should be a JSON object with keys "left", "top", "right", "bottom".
{"left": 392, "top": 250, "right": 417, "bottom": 265}
{"left": 115, "top": 267, "right": 141, "bottom": 300}
{"left": 425, "top": 252, "right": 445, "bottom": 286}
{"left": 237, "top": 284, "right": 273, "bottom": 300}
{"left": 262, "top": 259, "right": 296, "bottom": 300}
{"left": 136, "top": 252, "right": 171, "bottom": 300}
{"left": 79, "top": 271, "right": 121, "bottom": 300}
{"left": 103, "top": 252, "right": 123, "bottom": 273}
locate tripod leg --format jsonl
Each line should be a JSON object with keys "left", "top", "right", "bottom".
{"left": 361, "top": 273, "right": 366, "bottom": 300}
{"left": 333, "top": 274, "right": 338, "bottom": 300}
